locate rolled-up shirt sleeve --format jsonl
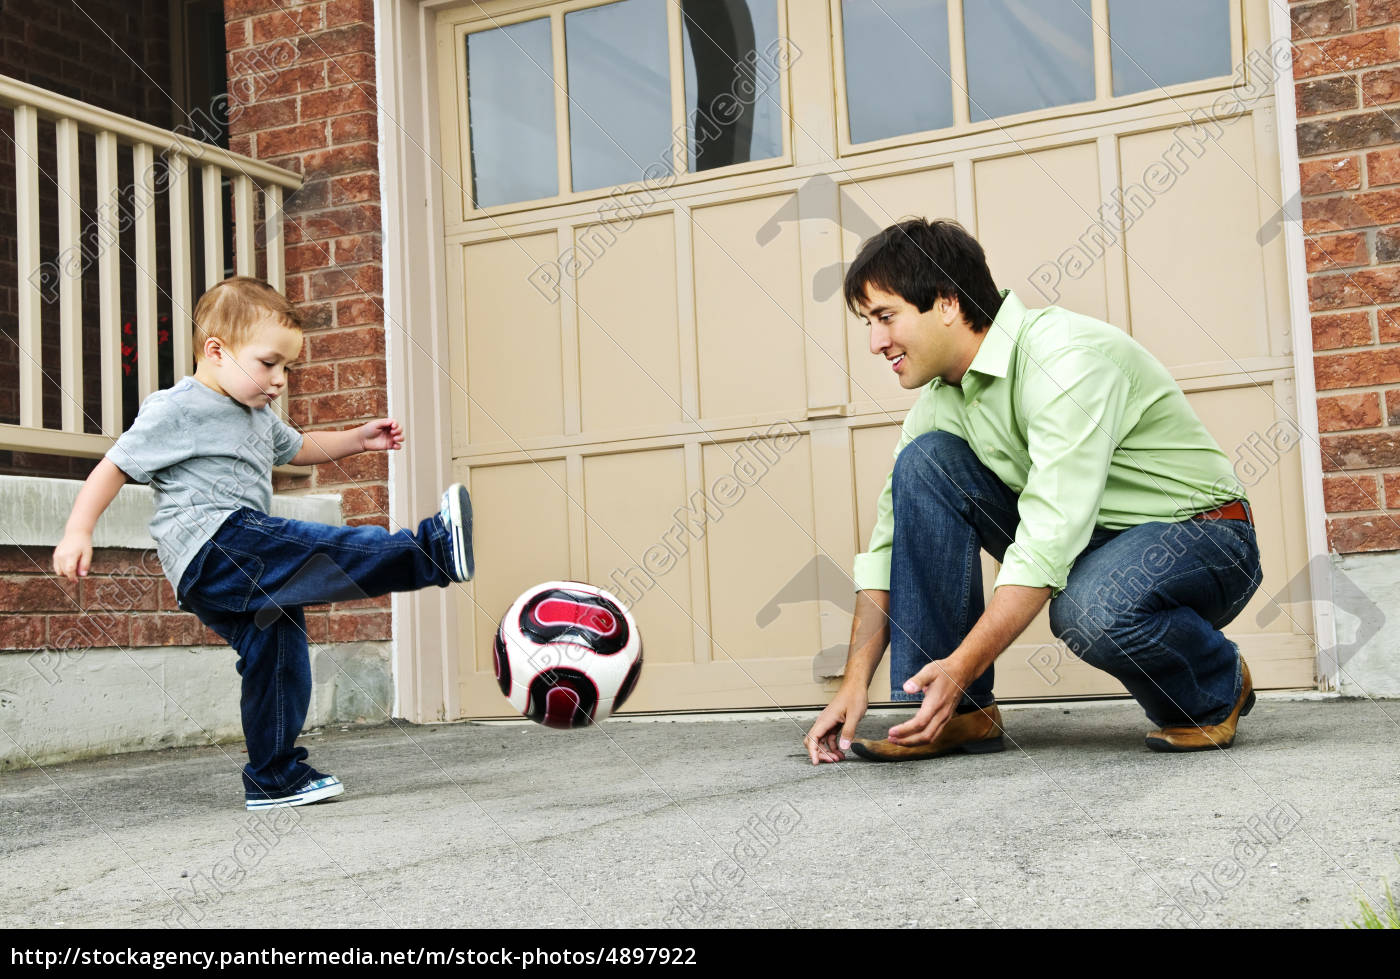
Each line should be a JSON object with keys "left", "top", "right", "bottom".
{"left": 997, "top": 346, "right": 1132, "bottom": 595}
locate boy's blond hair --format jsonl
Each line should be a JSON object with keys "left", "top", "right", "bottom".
{"left": 192, "top": 276, "right": 303, "bottom": 360}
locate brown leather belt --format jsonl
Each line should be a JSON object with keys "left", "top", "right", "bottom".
{"left": 1191, "top": 500, "right": 1253, "bottom": 525}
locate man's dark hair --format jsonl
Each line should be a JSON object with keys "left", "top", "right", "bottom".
{"left": 843, "top": 218, "right": 1003, "bottom": 332}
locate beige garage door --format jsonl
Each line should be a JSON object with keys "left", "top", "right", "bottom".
{"left": 434, "top": 0, "right": 1315, "bottom": 718}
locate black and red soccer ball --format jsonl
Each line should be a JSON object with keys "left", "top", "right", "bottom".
{"left": 493, "top": 581, "right": 643, "bottom": 728}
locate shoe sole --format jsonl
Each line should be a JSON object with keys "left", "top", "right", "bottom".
{"left": 245, "top": 781, "right": 344, "bottom": 810}
{"left": 1145, "top": 690, "right": 1255, "bottom": 753}
{"left": 447, "top": 486, "right": 474, "bottom": 582}
{"left": 850, "top": 736, "right": 1004, "bottom": 763}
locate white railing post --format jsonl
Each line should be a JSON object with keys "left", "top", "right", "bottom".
{"left": 133, "top": 142, "right": 158, "bottom": 403}
{"left": 264, "top": 184, "right": 285, "bottom": 292}
{"left": 95, "top": 130, "right": 121, "bottom": 436}
{"left": 234, "top": 173, "right": 256, "bottom": 275}
{"left": 56, "top": 117, "right": 84, "bottom": 433}
{"left": 168, "top": 152, "right": 194, "bottom": 380}
{"left": 15, "top": 103, "right": 41, "bottom": 429}
{"left": 202, "top": 163, "right": 226, "bottom": 289}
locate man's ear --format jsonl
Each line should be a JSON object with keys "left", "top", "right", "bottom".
{"left": 939, "top": 295, "right": 961, "bottom": 325}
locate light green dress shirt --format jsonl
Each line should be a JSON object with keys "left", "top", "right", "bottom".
{"left": 853, "top": 291, "right": 1245, "bottom": 595}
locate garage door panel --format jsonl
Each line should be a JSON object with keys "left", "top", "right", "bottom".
{"left": 693, "top": 195, "right": 807, "bottom": 420}
{"left": 703, "top": 435, "right": 819, "bottom": 670}
{"left": 577, "top": 214, "right": 684, "bottom": 432}
{"left": 976, "top": 143, "right": 1110, "bottom": 322}
{"left": 1121, "top": 121, "right": 1272, "bottom": 369}
{"left": 463, "top": 234, "right": 567, "bottom": 443}
{"left": 842, "top": 168, "right": 958, "bottom": 402}
{"left": 468, "top": 460, "right": 571, "bottom": 676}
{"left": 583, "top": 448, "right": 695, "bottom": 668}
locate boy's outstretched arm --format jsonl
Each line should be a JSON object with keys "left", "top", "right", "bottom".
{"left": 54, "top": 458, "right": 129, "bottom": 581}
{"left": 290, "top": 418, "right": 404, "bottom": 466}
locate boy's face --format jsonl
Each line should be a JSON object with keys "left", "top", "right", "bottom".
{"left": 204, "top": 316, "right": 303, "bottom": 408}
{"left": 857, "top": 285, "right": 970, "bottom": 389}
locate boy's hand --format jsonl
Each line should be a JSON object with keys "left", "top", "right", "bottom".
{"left": 54, "top": 531, "right": 94, "bottom": 582}
{"left": 358, "top": 418, "right": 404, "bottom": 452}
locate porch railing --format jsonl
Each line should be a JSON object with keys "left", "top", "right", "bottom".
{"left": 0, "top": 74, "right": 302, "bottom": 458}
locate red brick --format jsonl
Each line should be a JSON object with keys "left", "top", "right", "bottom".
{"left": 78, "top": 574, "right": 160, "bottom": 612}
{"left": 308, "top": 388, "right": 388, "bottom": 424}
{"left": 229, "top": 134, "right": 255, "bottom": 157}
{"left": 225, "top": 0, "right": 290, "bottom": 16}
{"left": 242, "top": 62, "right": 325, "bottom": 99}
{"left": 45, "top": 612, "right": 129, "bottom": 649}
{"left": 329, "top": 594, "right": 391, "bottom": 612}
{"left": 300, "top": 84, "right": 376, "bottom": 121}
{"left": 285, "top": 241, "right": 331, "bottom": 273}
{"left": 1309, "top": 267, "right": 1400, "bottom": 309}
{"left": 1293, "top": 28, "right": 1400, "bottom": 79}
{"left": 315, "top": 451, "right": 387, "bottom": 484}
{"left": 1388, "top": 388, "right": 1400, "bottom": 423}
{"left": 1361, "top": 66, "right": 1400, "bottom": 104}
{"left": 345, "top": 515, "right": 390, "bottom": 530}
{"left": 130, "top": 614, "right": 218, "bottom": 647}
{"left": 1386, "top": 471, "right": 1400, "bottom": 504}
{"left": 1358, "top": 0, "right": 1400, "bottom": 29}
{"left": 328, "top": 611, "right": 391, "bottom": 642}
{"left": 1296, "top": 75, "right": 1359, "bottom": 117}
{"left": 289, "top": 397, "right": 311, "bottom": 428}
{"left": 325, "top": 52, "right": 376, "bottom": 87}
{"left": 258, "top": 121, "right": 328, "bottom": 158}
{"left": 337, "top": 356, "right": 386, "bottom": 389}
{"left": 1297, "top": 110, "right": 1400, "bottom": 157}
{"left": 1306, "top": 232, "right": 1369, "bottom": 271}
{"left": 335, "top": 297, "right": 382, "bottom": 327}
{"left": 333, "top": 233, "right": 380, "bottom": 265}
{"left": 303, "top": 611, "right": 330, "bottom": 644}
{"left": 285, "top": 274, "right": 307, "bottom": 303}
{"left": 308, "top": 263, "right": 382, "bottom": 299}
{"left": 226, "top": 18, "right": 250, "bottom": 51}
{"left": 0, "top": 615, "right": 46, "bottom": 649}
{"left": 1327, "top": 514, "right": 1400, "bottom": 551}
{"left": 1318, "top": 392, "right": 1384, "bottom": 431}
{"left": 0, "top": 575, "right": 79, "bottom": 612}
{"left": 227, "top": 96, "right": 297, "bottom": 133}
{"left": 307, "top": 327, "right": 384, "bottom": 362}
{"left": 1367, "top": 148, "right": 1400, "bottom": 187}
{"left": 326, "top": 0, "right": 376, "bottom": 29}
{"left": 339, "top": 483, "right": 389, "bottom": 517}
{"left": 1320, "top": 431, "right": 1400, "bottom": 468}
{"left": 302, "top": 142, "right": 378, "bottom": 176}
{"left": 1301, "top": 155, "right": 1361, "bottom": 194}
{"left": 298, "top": 23, "right": 375, "bottom": 59}
{"left": 299, "top": 300, "right": 335, "bottom": 331}
{"left": 1303, "top": 188, "right": 1400, "bottom": 232}
{"left": 1294, "top": 0, "right": 1354, "bottom": 38}
{"left": 289, "top": 363, "right": 336, "bottom": 397}
{"left": 331, "top": 113, "right": 376, "bottom": 145}
{"left": 330, "top": 173, "right": 379, "bottom": 205}
{"left": 251, "top": 5, "right": 324, "bottom": 45}
{"left": 157, "top": 580, "right": 179, "bottom": 612}
{"left": 1324, "top": 474, "right": 1380, "bottom": 510}
{"left": 289, "top": 204, "right": 382, "bottom": 240}
{"left": 1316, "top": 347, "right": 1400, "bottom": 388}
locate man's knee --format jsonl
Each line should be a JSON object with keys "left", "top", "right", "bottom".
{"left": 1049, "top": 587, "right": 1136, "bottom": 669}
{"left": 892, "top": 431, "right": 973, "bottom": 496}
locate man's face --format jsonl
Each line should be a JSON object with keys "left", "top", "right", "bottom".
{"left": 857, "top": 285, "right": 963, "bottom": 389}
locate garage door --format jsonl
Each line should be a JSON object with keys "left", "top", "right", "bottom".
{"left": 433, "top": 0, "right": 1316, "bottom": 717}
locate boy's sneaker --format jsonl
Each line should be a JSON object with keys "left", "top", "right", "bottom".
{"left": 439, "top": 483, "right": 475, "bottom": 582}
{"left": 245, "top": 775, "right": 344, "bottom": 811}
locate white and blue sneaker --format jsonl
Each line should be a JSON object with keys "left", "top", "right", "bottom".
{"left": 245, "top": 775, "right": 344, "bottom": 811}
{"left": 439, "top": 483, "right": 475, "bottom": 582}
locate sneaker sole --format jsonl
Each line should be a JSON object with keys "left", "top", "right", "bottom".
{"left": 245, "top": 781, "right": 344, "bottom": 810}
{"left": 448, "top": 487, "right": 474, "bottom": 582}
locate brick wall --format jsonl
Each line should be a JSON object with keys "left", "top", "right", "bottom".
{"left": 1294, "top": 0, "right": 1400, "bottom": 552}
{"left": 224, "top": 0, "right": 390, "bottom": 644}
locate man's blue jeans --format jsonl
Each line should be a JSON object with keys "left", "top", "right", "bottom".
{"left": 889, "top": 432, "right": 1263, "bottom": 727}
{"left": 178, "top": 508, "right": 453, "bottom": 797}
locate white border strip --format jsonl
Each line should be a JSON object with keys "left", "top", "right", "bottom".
{"left": 1269, "top": 0, "right": 1336, "bottom": 690}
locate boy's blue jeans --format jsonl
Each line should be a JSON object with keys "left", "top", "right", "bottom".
{"left": 179, "top": 508, "right": 453, "bottom": 798}
{"left": 889, "top": 432, "right": 1263, "bottom": 728}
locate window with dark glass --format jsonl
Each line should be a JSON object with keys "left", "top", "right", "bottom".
{"left": 681, "top": 0, "right": 783, "bottom": 171}
{"left": 1108, "top": 0, "right": 1232, "bottom": 97}
{"left": 841, "top": 0, "right": 953, "bottom": 143}
{"left": 566, "top": 0, "right": 672, "bottom": 193}
{"left": 465, "top": 18, "right": 558, "bottom": 207}
{"left": 963, "top": 0, "right": 1094, "bottom": 122}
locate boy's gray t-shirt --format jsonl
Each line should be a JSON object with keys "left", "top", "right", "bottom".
{"left": 106, "top": 376, "right": 304, "bottom": 593}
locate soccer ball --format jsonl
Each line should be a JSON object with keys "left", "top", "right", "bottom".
{"left": 493, "top": 581, "right": 643, "bottom": 728}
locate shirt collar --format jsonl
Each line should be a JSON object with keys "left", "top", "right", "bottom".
{"left": 963, "top": 289, "right": 1025, "bottom": 382}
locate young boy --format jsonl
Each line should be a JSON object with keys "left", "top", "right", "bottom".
{"left": 53, "top": 276, "right": 475, "bottom": 810}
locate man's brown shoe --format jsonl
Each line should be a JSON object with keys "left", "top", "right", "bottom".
{"left": 850, "top": 704, "right": 1005, "bottom": 762}
{"left": 1144, "top": 657, "right": 1255, "bottom": 752}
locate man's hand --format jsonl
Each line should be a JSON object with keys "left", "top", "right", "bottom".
{"left": 358, "top": 418, "right": 404, "bottom": 452}
{"left": 885, "top": 654, "right": 976, "bottom": 746}
{"left": 54, "top": 530, "right": 94, "bottom": 583}
{"left": 805, "top": 682, "right": 868, "bottom": 765}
